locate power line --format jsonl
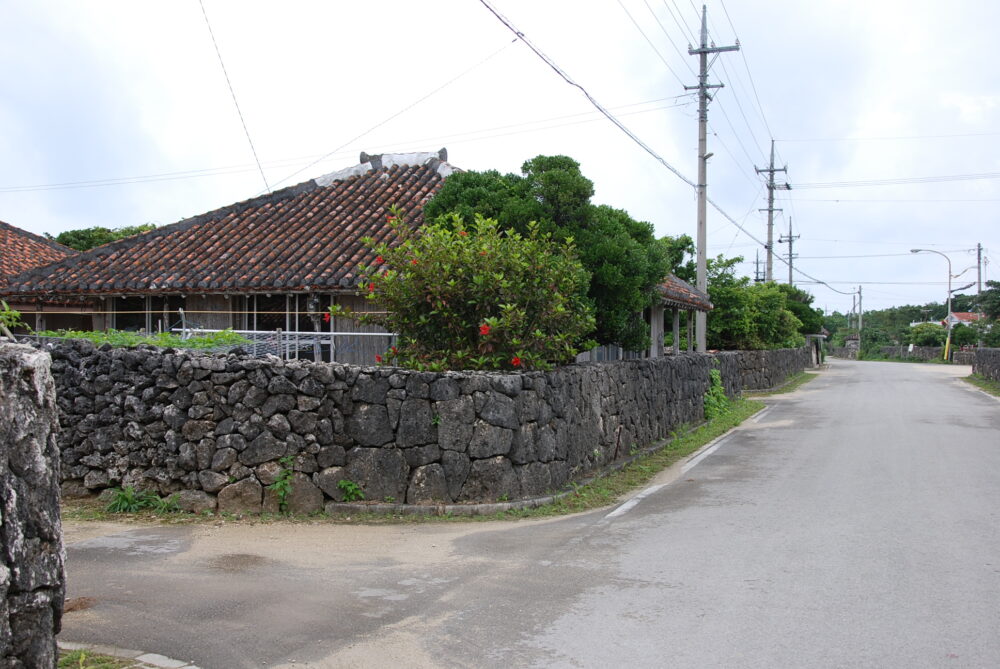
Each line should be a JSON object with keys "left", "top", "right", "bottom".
{"left": 0, "top": 95, "right": 695, "bottom": 194}
{"left": 616, "top": 0, "right": 687, "bottom": 86}
{"left": 799, "top": 280, "right": 952, "bottom": 286}
{"left": 788, "top": 197, "right": 1000, "bottom": 203}
{"left": 796, "top": 171, "right": 1000, "bottom": 189}
{"left": 718, "top": 0, "right": 773, "bottom": 140}
{"left": 778, "top": 131, "right": 1000, "bottom": 142}
{"left": 662, "top": 0, "right": 697, "bottom": 45}
{"left": 266, "top": 36, "right": 518, "bottom": 192}
{"left": 796, "top": 252, "right": 934, "bottom": 259}
{"left": 477, "top": 0, "right": 853, "bottom": 297}
{"left": 477, "top": 0, "right": 698, "bottom": 187}
{"left": 644, "top": 0, "right": 697, "bottom": 76}
{"left": 198, "top": 0, "right": 270, "bottom": 193}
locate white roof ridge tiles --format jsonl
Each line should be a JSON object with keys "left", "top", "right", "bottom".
{"left": 314, "top": 152, "right": 454, "bottom": 187}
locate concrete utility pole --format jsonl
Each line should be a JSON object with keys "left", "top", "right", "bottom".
{"left": 778, "top": 217, "right": 799, "bottom": 286}
{"left": 753, "top": 249, "right": 765, "bottom": 283}
{"left": 857, "top": 285, "right": 863, "bottom": 333}
{"left": 686, "top": 4, "right": 738, "bottom": 353}
{"left": 756, "top": 140, "right": 791, "bottom": 281}
{"left": 977, "top": 242, "right": 983, "bottom": 306}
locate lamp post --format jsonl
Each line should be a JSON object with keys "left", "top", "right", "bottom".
{"left": 911, "top": 248, "right": 953, "bottom": 360}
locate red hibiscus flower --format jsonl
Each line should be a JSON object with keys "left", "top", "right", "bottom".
{"left": 391, "top": 346, "right": 398, "bottom": 356}
{"left": 323, "top": 312, "right": 331, "bottom": 323}
{"left": 375, "top": 354, "right": 383, "bottom": 363}
{"left": 368, "top": 283, "right": 375, "bottom": 293}
{"left": 511, "top": 356, "right": 522, "bottom": 367}
{"left": 479, "top": 324, "right": 490, "bottom": 336}
{"left": 375, "top": 255, "right": 384, "bottom": 265}
{"left": 410, "top": 259, "right": 418, "bottom": 265}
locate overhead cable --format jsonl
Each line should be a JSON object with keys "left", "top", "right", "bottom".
{"left": 198, "top": 0, "right": 271, "bottom": 194}
{"left": 477, "top": 0, "right": 855, "bottom": 296}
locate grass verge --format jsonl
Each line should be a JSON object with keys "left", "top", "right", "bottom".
{"left": 58, "top": 649, "right": 133, "bottom": 669}
{"left": 964, "top": 373, "right": 1000, "bottom": 397}
{"left": 491, "top": 397, "right": 764, "bottom": 519}
{"left": 745, "top": 371, "right": 818, "bottom": 396}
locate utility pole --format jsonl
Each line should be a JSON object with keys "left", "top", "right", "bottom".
{"left": 977, "top": 242, "right": 983, "bottom": 307}
{"left": 857, "top": 285, "right": 863, "bottom": 333}
{"left": 778, "top": 217, "right": 799, "bottom": 286}
{"left": 753, "top": 249, "right": 765, "bottom": 283}
{"left": 755, "top": 140, "right": 790, "bottom": 281}
{"left": 686, "top": 4, "right": 738, "bottom": 352}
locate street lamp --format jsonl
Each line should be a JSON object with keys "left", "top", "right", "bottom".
{"left": 911, "top": 248, "right": 953, "bottom": 360}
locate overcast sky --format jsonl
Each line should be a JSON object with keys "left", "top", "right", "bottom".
{"left": 2, "top": 0, "right": 997, "bottom": 314}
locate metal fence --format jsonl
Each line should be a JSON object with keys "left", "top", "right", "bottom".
{"left": 174, "top": 328, "right": 397, "bottom": 364}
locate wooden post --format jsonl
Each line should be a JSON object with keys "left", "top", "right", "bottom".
{"left": 673, "top": 308, "right": 681, "bottom": 354}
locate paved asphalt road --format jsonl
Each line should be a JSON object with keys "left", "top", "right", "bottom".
{"left": 60, "top": 359, "right": 1000, "bottom": 668}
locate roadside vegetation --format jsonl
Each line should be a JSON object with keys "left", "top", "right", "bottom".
{"left": 34, "top": 328, "right": 249, "bottom": 350}
{"left": 58, "top": 649, "right": 132, "bottom": 669}
{"left": 745, "top": 370, "right": 818, "bottom": 395}
{"left": 964, "top": 374, "right": 1000, "bottom": 398}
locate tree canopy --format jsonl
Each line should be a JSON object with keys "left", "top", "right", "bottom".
{"left": 704, "top": 255, "right": 804, "bottom": 350}
{"left": 47, "top": 224, "right": 157, "bottom": 251}
{"left": 424, "top": 155, "right": 672, "bottom": 350}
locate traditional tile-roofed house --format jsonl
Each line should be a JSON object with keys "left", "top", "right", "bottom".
{"left": 0, "top": 219, "right": 75, "bottom": 278}
{"left": 944, "top": 311, "right": 983, "bottom": 328}
{"left": 5, "top": 149, "right": 708, "bottom": 363}
{"left": 3, "top": 150, "right": 455, "bottom": 362}
{"left": 0, "top": 220, "right": 89, "bottom": 331}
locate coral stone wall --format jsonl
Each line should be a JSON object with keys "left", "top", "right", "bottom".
{"left": 42, "top": 341, "right": 810, "bottom": 509}
{"left": 0, "top": 344, "right": 65, "bottom": 665}
{"left": 973, "top": 348, "right": 1000, "bottom": 382}
{"left": 714, "top": 348, "right": 813, "bottom": 394}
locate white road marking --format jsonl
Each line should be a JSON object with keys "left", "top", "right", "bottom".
{"left": 681, "top": 435, "right": 731, "bottom": 474}
{"left": 604, "top": 484, "right": 666, "bottom": 519}
{"left": 603, "top": 404, "right": 769, "bottom": 519}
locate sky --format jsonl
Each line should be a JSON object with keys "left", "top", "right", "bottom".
{"left": 1, "top": 0, "right": 998, "bottom": 315}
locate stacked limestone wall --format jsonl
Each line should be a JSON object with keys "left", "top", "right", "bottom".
{"left": 0, "top": 344, "right": 64, "bottom": 665}
{"left": 973, "top": 348, "right": 1000, "bottom": 382}
{"left": 879, "top": 345, "right": 943, "bottom": 361}
{"left": 42, "top": 341, "right": 810, "bottom": 509}
{"left": 714, "top": 348, "right": 812, "bottom": 393}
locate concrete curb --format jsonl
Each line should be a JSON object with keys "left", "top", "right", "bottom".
{"left": 58, "top": 641, "right": 201, "bottom": 669}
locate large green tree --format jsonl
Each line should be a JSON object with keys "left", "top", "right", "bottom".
{"left": 704, "top": 255, "right": 804, "bottom": 350}
{"left": 424, "top": 155, "right": 671, "bottom": 350}
{"left": 47, "top": 223, "right": 157, "bottom": 251}
{"left": 981, "top": 280, "right": 1000, "bottom": 320}
{"left": 777, "top": 284, "right": 824, "bottom": 335}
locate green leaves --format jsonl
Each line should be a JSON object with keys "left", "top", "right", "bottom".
{"left": 349, "top": 212, "right": 595, "bottom": 371}
{"left": 424, "top": 155, "right": 671, "bottom": 351}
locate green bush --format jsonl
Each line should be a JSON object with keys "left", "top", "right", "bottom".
{"left": 344, "top": 211, "right": 596, "bottom": 371}
{"left": 703, "top": 368, "right": 730, "bottom": 420}
{"left": 36, "top": 328, "right": 249, "bottom": 350}
{"left": 105, "top": 486, "right": 179, "bottom": 514}
{"left": 906, "top": 322, "right": 947, "bottom": 346}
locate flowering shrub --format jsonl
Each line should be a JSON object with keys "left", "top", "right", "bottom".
{"left": 341, "top": 210, "right": 596, "bottom": 371}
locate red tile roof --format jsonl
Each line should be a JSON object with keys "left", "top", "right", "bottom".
{"left": 0, "top": 220, "right": 75, "bottom": 285}
{"left": 659, "top": 274, "right": 712, "bottom": 311}
{"left": 950, "top": 312, "right": 983, "bottom": 323}
{"left": 2, "top": 151, "right": 454, "bottom": 297}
